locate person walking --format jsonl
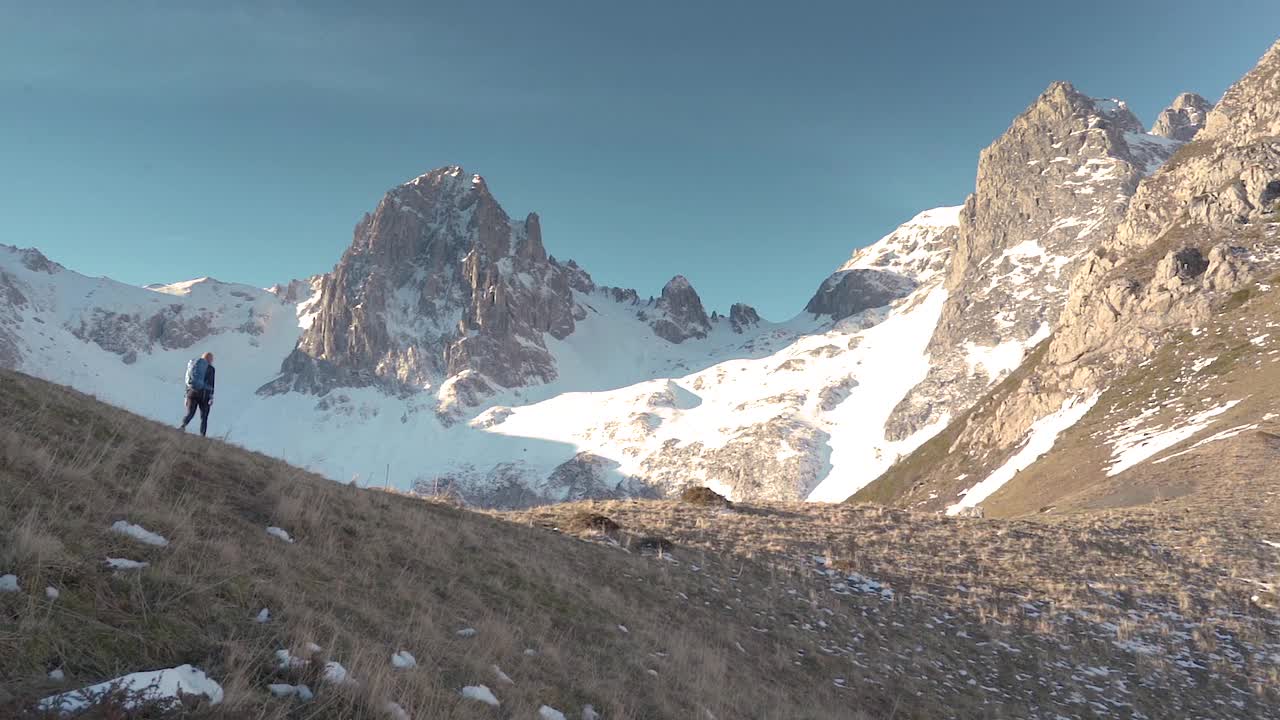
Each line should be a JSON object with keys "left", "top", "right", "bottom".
{"left": 180, "top": 352, "right": 216, "bottom": 437}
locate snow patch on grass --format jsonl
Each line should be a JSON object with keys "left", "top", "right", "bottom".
{"left": 274, "top": 649, "right": 307, "bottom": 670}
{"left": 321, "top": 661, "right": 352, "bottom": 685}
{"left": 268, "top": 683, "right": 314, "bottom": 701}
{"left": 266, "top": 526, "right": 295, "bottom": 543}
{"left": 460, "top": 684, "right": 499, "bottom": 706}
{"left": 947, "top": 393, "right": 1100, "bottom": 516}
{"left": 38, "top": 664, "right": 223, "bottom": 714}
{"left": 1155, "top": 424, "right": 1259, "bottom": 464}
{"left": 109, "top": 520, "right": 169, "bottom": 547}
{"left": 1107, "top": 400, "right": 1241, "bottom": 477}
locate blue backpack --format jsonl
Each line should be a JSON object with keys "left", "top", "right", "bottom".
{"left": 185, "top": 357, "right": 209, "bottom": 392}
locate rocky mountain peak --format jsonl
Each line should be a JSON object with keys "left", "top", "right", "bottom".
{"left": 885, "top": 80, "right": 1187, "bottom": 442}
{"left": 861, "top": 36, "right": 1280, "bottom": 518}
{"left": 1024, "top": 82, "right": 1144, "bottom": 135}
{"left": 264, "top": 165, "right": 592, "bottom": 416}
{"left": 649, "top": 275, "right": 712, "bottom": 343}
{"left": 1203, "top": 38, "right": 1280, "bottom": 143}
{"left": 1151, "top": 92, "right": 1212, "bottom": 141}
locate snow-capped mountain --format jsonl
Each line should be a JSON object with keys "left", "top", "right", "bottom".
{"left": 859, "top": 38, "right": 1280, "bottom": 517}
{"left": 0, "top": 59, "right": 1246, "bottom": 508}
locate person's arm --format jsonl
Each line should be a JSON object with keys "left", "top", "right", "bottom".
{"left": 207, "top": 365, "right": 216, "bottom": 400}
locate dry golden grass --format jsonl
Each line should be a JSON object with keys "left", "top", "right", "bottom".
{"left": 4, "top": 364, "right": 1277, "bottom": 718}
{"left": 0, "top": 369, "right": 861, "bottom": 719}
{"left": 509, "top": 492, "right": 1280, "bottom": 719}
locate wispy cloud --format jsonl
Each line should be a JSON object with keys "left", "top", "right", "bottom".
{"left": 0, "top": 2, "right": 509, "bottom": 101}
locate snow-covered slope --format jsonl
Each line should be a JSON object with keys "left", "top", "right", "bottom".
{"left": 0, "top": 246, "right": 305, "bottom": 429}
{"left": 0, "top": 203, "right": 962, "bottom": 506}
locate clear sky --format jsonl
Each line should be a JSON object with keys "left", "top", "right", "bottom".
{"left": 2, "top": 2, "right": 1277, "bottom": 320}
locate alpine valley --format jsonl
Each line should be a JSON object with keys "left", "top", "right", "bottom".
{"left": 3, "top": 41, "right": 1280, "bottom": 521}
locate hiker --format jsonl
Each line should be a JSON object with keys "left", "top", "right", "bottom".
{"left": 180, "top": 352, "right": 216, "bottom": 437}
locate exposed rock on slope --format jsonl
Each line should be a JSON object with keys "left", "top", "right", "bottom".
{"left": 884, "top": 83, "right": 1188, "bottom": 443}
{"left": 727, "top": 302, "right": 761, "bottom": 333}
{"left": 860, "top": 39, "right": 1280, "bottom": 516}
{"left": 836, "top": 205, "right": 960, "bottom": 284}
{"left": 804, "top": 269, "right": 915, "bottom": 321}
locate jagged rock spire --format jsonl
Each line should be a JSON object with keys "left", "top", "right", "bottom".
{"left": 649, "top": 275, "right": 711, "bottom": 343}
{"left": 1151, "top": 92, "right": 1212, "bottom": 141}
{"left": 266, "top": 166, "right": 594, "bottom": 416}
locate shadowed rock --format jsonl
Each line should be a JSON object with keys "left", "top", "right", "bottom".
{"left": 804, "top": 269, "right": 915, "bottom": 321}
{"left": 649, "top": 275, "right": 711, "bottom": 343}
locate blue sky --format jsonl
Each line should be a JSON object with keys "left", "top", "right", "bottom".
{"left": 2, "top": 2, "right": 1277, "bottom": 320}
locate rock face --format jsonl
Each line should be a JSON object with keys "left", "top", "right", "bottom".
{"left": 838, "top": 206, "right": 961, "bottom": 284}
{"left": 884, "top": 82, "right": 1187, "bottom": 442}
{"left": 804, "top": 269, "right": 916, "bottom": 321}
{"left": 262, "top": 171, "right": 753, "bottom": 415}
{"left": 263, "top": 167, "right": 595, "bottom": 412}
{"left": 802, "top": 205, "right": 962, "bottom": 323}
{"left": 1151, "top": 92, "right": 1213, "bottom": 141}
{"left": 728, "top": 303, "right": 761, "bottom": 333}
{"left": 543, "top": 452, "right": 657, "bottom": 503}
{"left": 647, "top": 276, "right": 712, "bottom": 343}
{"left": 861, "top": 40, "right": 1280, "bottom": 515}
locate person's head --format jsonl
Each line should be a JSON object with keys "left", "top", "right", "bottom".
{"left": 202, "top": 352, "right": 214, "bottom": 365}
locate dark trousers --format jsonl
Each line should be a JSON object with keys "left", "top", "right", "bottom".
{"left": 181, "top": 391, "right": 212, "bottom": 436}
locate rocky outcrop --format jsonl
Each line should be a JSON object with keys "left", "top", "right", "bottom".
{"left": 268, "top": 277, "right": 321, "bottom": 304}
{"left": 544, "top": 452, "right": 656, "bottom": 503}
{"left": 647, "top": 275, "right": 711, "bottom": 343}
{"left": 884, "top": 82, "right": 1186, "bottom": 441}
{"left": 1151, "top": 92, "right": 1212, "bottom": 141}
{"left": 728, "top": 303, "right": 761, "bottom": 333}
{"left": 838, "top": 206, "right": 961, "bottom": 285}
{"left": 265, "top": 166, "right": 595, "bottom": 413}
{"left": 0, "top": 269, "right": 29, "bottom": 368}
{"left": 639, "top": 415, "right": 831, "bottom": 501}
{"left": 804, "top": 269, "right": 916, "bottom": 321}
{"left": 71, "top": 306, "right": 217, "bottom": 363}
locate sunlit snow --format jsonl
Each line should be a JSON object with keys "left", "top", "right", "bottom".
{"left": 947, "top": 393, "right": 1099, "bottom": 515}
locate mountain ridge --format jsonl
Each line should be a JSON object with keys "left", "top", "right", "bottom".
{"left": 0, "top": 60, "right": 1261, "bottom": 510}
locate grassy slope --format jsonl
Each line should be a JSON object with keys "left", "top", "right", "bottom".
{"left": 980, "top": 270, "right": 1280, "bottom": 516}
{"left": 2, "top": 366, "right": 1277, "bottom": 719}
{"left": 513, "top": 496, "right": 1280, "bottom": 719}
{"left": 0, "top": 369, "right": 856, "bottom": 719}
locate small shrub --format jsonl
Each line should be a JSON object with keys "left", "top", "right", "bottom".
{"left": 631, "top": 536, "right": 675, "bottom": 554}
{"left": 566, "top": 511, "right": 621, "bottom": 534}
{"left": 679, "top": 486, "right": 731, "bottom": 508}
